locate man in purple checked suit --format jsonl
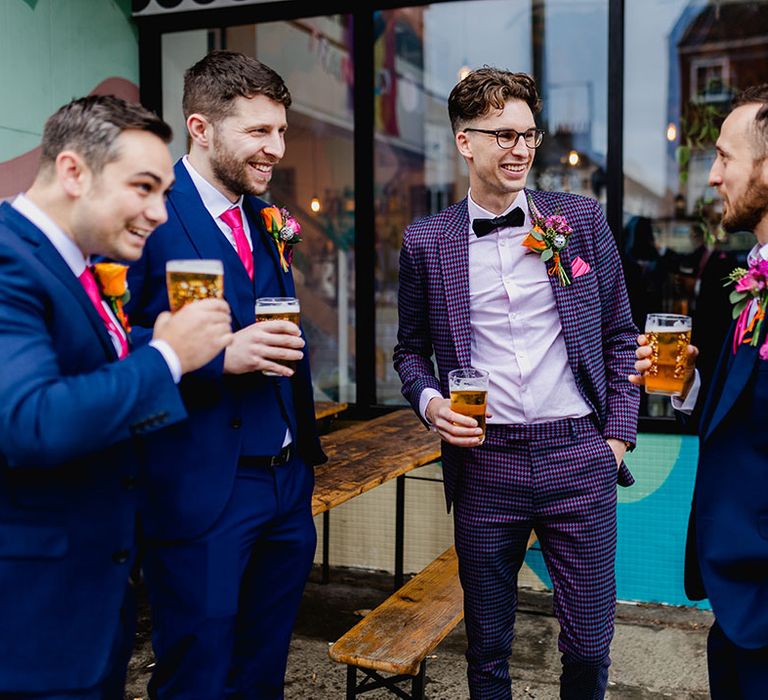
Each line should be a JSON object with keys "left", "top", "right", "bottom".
{"left": 393, "top": 67, "right": 640, "bottom": 699}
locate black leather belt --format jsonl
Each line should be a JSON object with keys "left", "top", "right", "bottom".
{"left": 238, "top": 444, "right": 293, "bottom": 468}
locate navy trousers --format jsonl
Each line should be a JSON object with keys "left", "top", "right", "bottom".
{"left": 143, "top": 454, "right": 316, "bottom": 700}
{"left": 453, "top": 416, "right": 617, "bottom": 700}
{"left": 708, "top": 621, "right": 768, "bottom": 699}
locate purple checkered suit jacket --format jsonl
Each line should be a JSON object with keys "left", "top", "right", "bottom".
{"left": 393, "top": 189, "right": 640, "bottom": 509}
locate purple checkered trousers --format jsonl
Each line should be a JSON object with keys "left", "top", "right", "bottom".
{"left": 453, "top": 415, "right": 618, "bottom": 700}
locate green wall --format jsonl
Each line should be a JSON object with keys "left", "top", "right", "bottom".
{"left": 0, "top": 0, "right": 138, "bottom": 162}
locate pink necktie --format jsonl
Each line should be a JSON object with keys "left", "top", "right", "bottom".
{"left": 79, "top": 266, "right": 129, "bottom": 359}
{"left": 220, "top": 207, "right": 254, "bottom": 280}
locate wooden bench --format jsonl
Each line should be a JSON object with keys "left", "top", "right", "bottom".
{"left": 329, "top": 546, "right": 462, "bottom": 699}
{"left": 329, "top": 533, "right": 538, "bottom": 699}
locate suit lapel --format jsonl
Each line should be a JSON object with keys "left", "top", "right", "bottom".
{"left": 168, "top": 163, "right": 252, "bottom": 328}
{"left": 438, "top": 200, "right": 472, "bottom": 368}
{"left": 703, "top": 337, "right": 759, "bottom": 441}
{"left": 1, "top": 203, "right": 116, "bottom": 360}
{"left": 528, "top": 189, "right": 580, "bottom": 371}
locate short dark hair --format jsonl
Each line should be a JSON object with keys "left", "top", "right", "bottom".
{"left": 182, "top": 50, "right": 292, "bottom": 123}
{"left": 732, "top": 84, "right": 768, "bottom": 160}
{"left": 448, "top": 67, "right": 542, "bottom": 133}
{"left": 40, "top": 95, "right": 172, "bottom": 173}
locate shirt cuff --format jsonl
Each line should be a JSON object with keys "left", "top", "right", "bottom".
{"left": 671, "top": 370, "right": 700, "bottom": 415}
{"left": 419, "top": 388, "right": 444, "bottom": 425}
{"left": 149, "top": 339, "right": 182, "bottom": 384}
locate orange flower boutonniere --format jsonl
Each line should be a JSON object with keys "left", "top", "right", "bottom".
{"left": 521, "top": 194, "right": 573, "bottom": 286}
{"left": 92, "top": 262, "right": 131, "bottom": 333}
{"left": 261, "top": 205, "right": 302, "bottom": 273}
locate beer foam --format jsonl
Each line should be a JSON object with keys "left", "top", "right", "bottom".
{"left": 255, "top": 302, "right": 300, "bottom": 314}
{"left": 166, "top": 259, "right": 223, "bottom": 275}
{"left": 645, "top": 315, "right": 691, "bottom": 333}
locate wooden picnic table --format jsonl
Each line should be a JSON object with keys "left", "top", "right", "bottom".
{"left": 312, "top": 408, "right": 442, "bottom": 587}
{"left": 314, "top": 401, "right": 348, "bottom": 421}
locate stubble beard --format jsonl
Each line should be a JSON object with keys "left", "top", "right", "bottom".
{"left": 210, "top": 140, "right": 269, "bottom": 198}
{"left": 722, "top": 164, "right": 768, "bottom": 234}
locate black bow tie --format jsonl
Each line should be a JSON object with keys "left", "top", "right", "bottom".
{"left": 472, "top": 207, "right": 525, "bottom": 237}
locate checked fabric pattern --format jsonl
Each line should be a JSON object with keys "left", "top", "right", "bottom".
{"left": 393, "top": 188, "right": 640, "bottom": 509}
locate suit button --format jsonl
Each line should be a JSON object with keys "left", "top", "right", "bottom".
{"left": 123, "top": 475, "right": 138, "bottom": 490}
{"left": 112, "top": 549, "right": 130, "bottom": 564}
{"left": 231, "top": 418, "right": 242, "bottom": 429}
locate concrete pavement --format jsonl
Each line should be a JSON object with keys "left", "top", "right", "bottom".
{"left": 125, "top": 567, "right": 713, "bottom": 699}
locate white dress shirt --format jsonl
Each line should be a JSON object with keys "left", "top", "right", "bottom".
{"left": 421, "top": 189, "right": 592, "bottom": 424}
{"left": 11, "top": 193, "right": 181, "bottom": 382}
{"left": 182, "top": 156, "right": 253, "bottom": 251}
{"left": 674, "top": 240, "right": 768, "bottom": 414}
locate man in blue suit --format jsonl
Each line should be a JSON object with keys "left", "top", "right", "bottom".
{"left": 125, "top": 51, "right": 326, "bottom": 699}
{"left": 0, "top": 95, "right": 233, "bottom": 699}
{"left": 633, "top": 85, "right": 768, "bottom": 698}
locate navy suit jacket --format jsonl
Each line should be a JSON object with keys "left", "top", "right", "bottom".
{"left": 125, "top": 161, "right": 325, "bottom": 542}
{"left": 394, "top": 191, "right": 640, "bottom": 509}
{"left": 685, "top": 323, "right": 768, "bottom": 649}
{"left": 0, "top": 203, "right": 186, "bottom": 693}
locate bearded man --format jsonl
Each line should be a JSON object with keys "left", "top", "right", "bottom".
{"left": 632, "top": 85, "right": 768, "bottom": 698}
{"left": 124, "top": 51, "right": 325, "bottom": 700}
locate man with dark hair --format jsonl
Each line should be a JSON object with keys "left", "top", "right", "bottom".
{"left": 394, "top": 66, "right": 639, "bottom": 699}
{"left": 125, "top": 50, "right": 325, "bottom": 699}
{"left": 0, "top": 94, "right": 233, "bottom": 698}
{"left": 633, "top": 84, "right": 768, "bottom": 698}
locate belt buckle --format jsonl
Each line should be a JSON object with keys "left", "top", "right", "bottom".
{"left": 270, "top": 445, "right": 290, "bottom": 467}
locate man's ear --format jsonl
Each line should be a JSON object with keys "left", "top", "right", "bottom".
{"left": 187, "top": 113, "right": 212, "bottom": 149}
{"left": 55, "top": 150, "right": 90, "bottom": 198}
{"left": 455, "top": 130, "right": 473, "bottom": 160}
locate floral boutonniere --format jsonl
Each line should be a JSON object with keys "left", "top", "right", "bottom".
{"left": 520, "top": 195, "right": 573, "bottom": 286}
{"left": 261, "top": 206, "right": 302, "bottom": 273}
{"left": 92, "top": 262, "right": 131, "bottom": 333}
{"left": 725, "top": 259, "right": 768, "bottom": 359}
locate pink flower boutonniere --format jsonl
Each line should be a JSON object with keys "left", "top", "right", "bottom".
{"left": 726, "top": 259, "right": 768, "bottom": 359}
{"left": 520, "top": 195, "right": 573, "bottom": 286}
{"left": 92, "top": 262, "right": 131, "bottom": 333}
{"left": 261, "top": 205, "right": 302, "bottom": 273}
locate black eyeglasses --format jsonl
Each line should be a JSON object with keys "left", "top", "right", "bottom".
{"left": 462, "top": 127, "right": 545, "bottom": 149}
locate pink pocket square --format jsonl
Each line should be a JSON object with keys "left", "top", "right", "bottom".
{"left": 571, "top": 256, "right": 591, "bottom": 278}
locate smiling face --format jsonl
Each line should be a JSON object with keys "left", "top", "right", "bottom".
{"left": 70, "top": 129, "right": 174, "bottom": 260}
{"left": 194, "top": 94, "right": 287, "bottom": 201}
{"left": 709, "top": 102, "right": 768, "bottom": 241}
{"left": 455, "top": 98, "right": 537, "bottom": 214}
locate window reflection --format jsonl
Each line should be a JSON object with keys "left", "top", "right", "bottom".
{"left": 374, "top": 0, "right": 609, "bottom": 403}
{"left": 161, "top": 17, "right": 355, "bottom": 403}
{"left": 625, "top": 0, "right": 768, "bottom": 418}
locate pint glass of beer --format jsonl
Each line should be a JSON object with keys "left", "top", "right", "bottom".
{"left": 448, "top": 368, "right": 490, "bottom": 444}
{"left": 644, "top": 313, "right": 692, "bottom": 396}
{"left": 166, "top": 259, "right": 224, "bottom": 312}
{"left": 255, "top": 297, "right": 301, "bottom": 375}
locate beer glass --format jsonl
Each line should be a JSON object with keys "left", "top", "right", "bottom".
{"left": 255, "top": 297, "right": 301, "bottom": 375}
{"left": 448, "top": 368, "right": 489, "bottom": 444}
{"left": 166, "top": 259, "right": 224, "bottom": 312}
{"left": 644, "top": 313, "right": 693, "bottom": 396}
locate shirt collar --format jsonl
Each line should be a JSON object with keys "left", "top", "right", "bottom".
{"left": 467, "top": 189, "right": 529, "bottom": 231}
{"left": 182, "top": 155, "right": 244, "bottom": 220}
{"left": 11, "top": 194, "right": 88, "bottom": 276}
{"left": 747, "top": 241, "right": 768, "bottom": 265}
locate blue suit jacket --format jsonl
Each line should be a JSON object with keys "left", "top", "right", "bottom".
{"left": 125, "top": 161, "right": 325, "bottom": 541}
{"left": 393, "top": 191, "right": 640, "bottom": 508}
{"left": 685, "top": 324, "right": 768, "bottom": 648}
{"left": 0, "top": 202, "right": 187, "bottom": 693}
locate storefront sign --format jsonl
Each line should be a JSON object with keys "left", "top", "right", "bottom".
{"left": 132, "top": 0, "right": 276, "bottom": 16}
